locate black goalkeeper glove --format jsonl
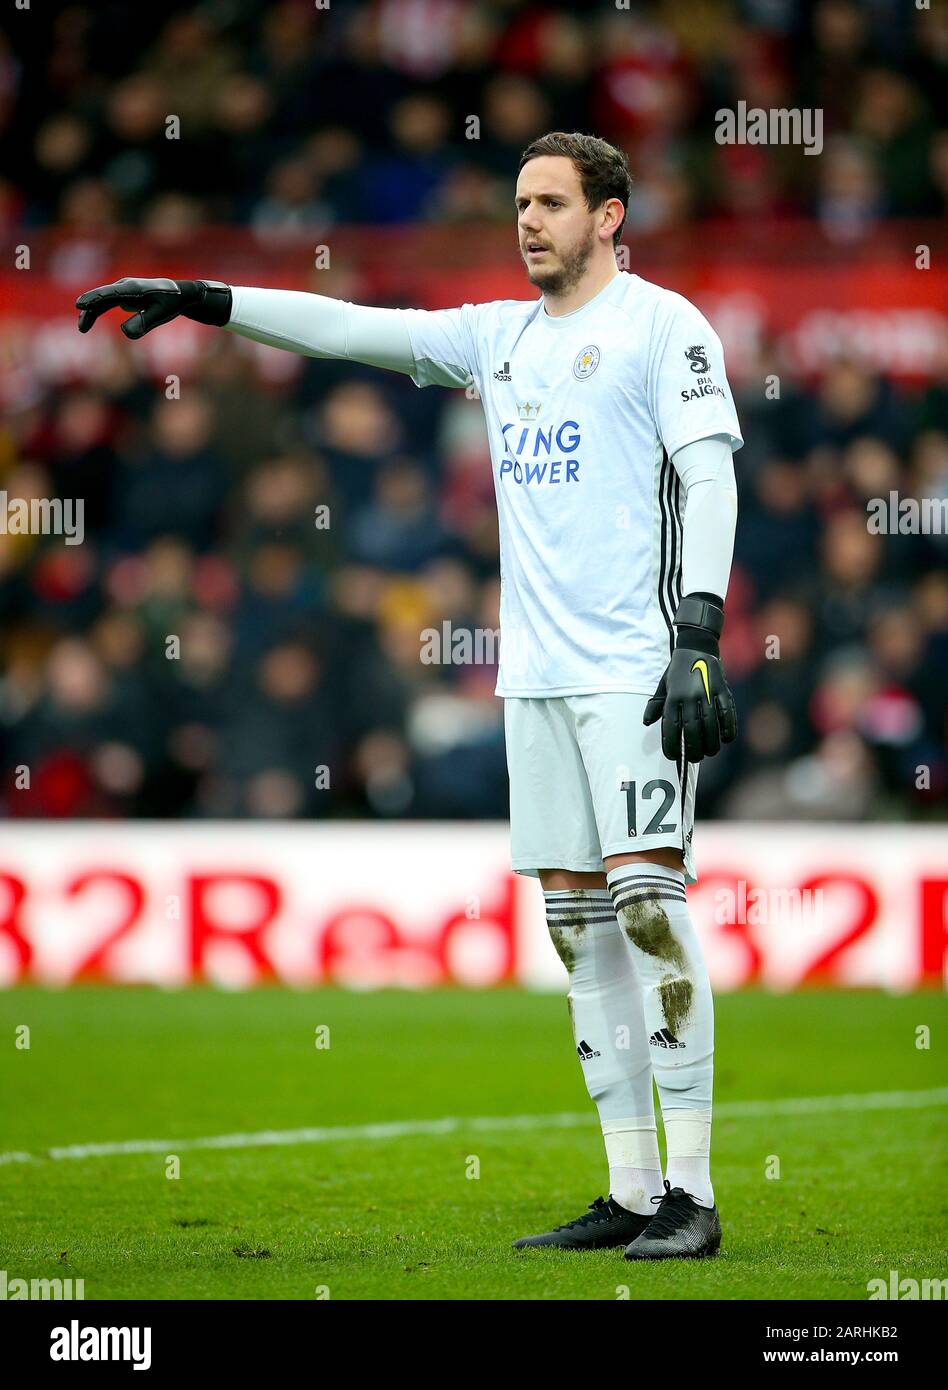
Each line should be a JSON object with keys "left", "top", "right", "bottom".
{"left": 76, "top": 277, "right": 232, "bottom": 340}
{"left": 643, "top": 592, "right": 737, "bottom": 764}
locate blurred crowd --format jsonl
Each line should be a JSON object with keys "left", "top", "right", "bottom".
{"left": 2, "top": 0, "right": 947, "bottom": 240}
{"left": 1, "top": 329, "right": 945, "bottom": 821}
{"left": 0, "top": 0, "right": 945, "bottom": 823}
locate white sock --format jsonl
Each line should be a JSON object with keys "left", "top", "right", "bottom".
{"left": 602, "top": 1116, "right": 665, "bottom": 1215}
{"left": 543, "top": 889, "right": 656, "bottom": 1204}
{"left": 606, "top": 863, "right": 716, "bottom": 1208}
{"left": 664, "top": 1109, "right": 714, "bottom": 1207}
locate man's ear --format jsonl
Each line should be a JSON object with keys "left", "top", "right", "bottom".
{"left": 600, "top": 197, "right": 624, "bottom": 241}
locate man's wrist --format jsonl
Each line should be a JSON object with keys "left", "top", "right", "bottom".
{"left": 673, "top": 591, "right": 724, "bottom": 656}
{"left": 179, "top": 280, "right": 233, "bottom": 327}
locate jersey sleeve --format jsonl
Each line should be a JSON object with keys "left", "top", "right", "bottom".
{"left": 400, "top": 304, "right": 480, "bottom": 391}
{"left": 645, "top": 295, "right": 743, "bottom": 457}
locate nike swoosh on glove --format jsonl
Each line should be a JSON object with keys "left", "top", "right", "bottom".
{"left": 76, "top": 278, "right": 232, "bottom": 339}
{"left": 643, "top": 593, "right": 738, "bottom": 763}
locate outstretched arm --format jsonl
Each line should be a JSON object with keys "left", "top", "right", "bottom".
{"left": 224, "top": 286, "right": 414, "bottom": 374}
{"left": 75, "top": 277, "right": 473, "bottom": 386}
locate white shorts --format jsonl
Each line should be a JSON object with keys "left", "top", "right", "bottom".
{"left": 504, "top": 692, "right": 698, "bottom": 884}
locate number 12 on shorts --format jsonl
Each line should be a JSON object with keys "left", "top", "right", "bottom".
{"left": 621, "top": 779, "right": 678, "bottom": 838}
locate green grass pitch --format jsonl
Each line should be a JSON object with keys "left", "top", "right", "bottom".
{"left": 0, "top": 987, "right": 945, "bottom": 1300}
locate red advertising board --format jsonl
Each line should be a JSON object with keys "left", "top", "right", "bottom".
{"left": 0, "top": 824, "right": 944, "bottom": 991}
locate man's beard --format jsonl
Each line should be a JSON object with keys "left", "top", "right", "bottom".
{"left": 523, "top": 223, "right": 597, "bottom": 295}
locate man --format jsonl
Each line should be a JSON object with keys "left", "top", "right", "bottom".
{"left": 76, "top": 131, "right": 742, "bottom": 1261}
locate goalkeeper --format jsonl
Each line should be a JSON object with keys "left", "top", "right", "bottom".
{"left": 77, "top": 131, "right": 741, "bottom": 1262}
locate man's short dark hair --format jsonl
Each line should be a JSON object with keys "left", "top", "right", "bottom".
{"left": 518, "top": 132, "right": 633, "bottom": 247}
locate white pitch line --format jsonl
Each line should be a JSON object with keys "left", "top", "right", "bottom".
{"left": 1, "top": 1086, "right": 946, "bottom": 1167}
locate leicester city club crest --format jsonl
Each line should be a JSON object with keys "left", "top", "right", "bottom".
{"left": 572, "top": 344, "right": 600, "bottom": 379}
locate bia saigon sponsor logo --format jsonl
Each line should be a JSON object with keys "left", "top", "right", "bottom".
{"left": 681, "top": 345, "right": 725, "bottom": 403}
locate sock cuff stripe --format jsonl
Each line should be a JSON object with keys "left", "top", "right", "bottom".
{"left": 609, "top": 875, "right": 687, "bottom": 889}
{"left": 611, "top": 889, "right": 686, "bottom": 908}
{"left": 611, "top": 882, "right": 686, "bottom": 895}
{"left": 608, "top": 874, "right": 686, "bottom": 891}
{"left": 606, "top": 866, "right": 685, "bottom": 884}
{"left": 608, "top": 878, "right": 683, "bottom": 900}
{"left": 544, "top": 912, "right": 616, "bottom": 926}
{"left": 544, "top": 902, "right": 616, "bottom": 913}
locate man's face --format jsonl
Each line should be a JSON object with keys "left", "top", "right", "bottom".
{"left": 515, "top": 155, "right": 600, "bottom": 295}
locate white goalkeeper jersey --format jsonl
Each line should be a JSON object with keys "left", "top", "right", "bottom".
{"left": 402, "top": 272, "right": 743, "bottom": 697}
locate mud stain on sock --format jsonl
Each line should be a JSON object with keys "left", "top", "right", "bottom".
{"left": 547, "top": 916, "right": 587, "bottom": 973}
{"left": 617, "top": 893, "right": 693, "bottom": 1033}
{"left": 658, "top": 973, "right": 694, "bottom": 1036}
{"left": 546, "top": 892, "right": 591, "bottom": 974}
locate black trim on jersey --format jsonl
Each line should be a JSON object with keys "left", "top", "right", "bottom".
{"left": 658, "top": 449, "right": 684, "bottom": 662}
{"left": 667, "top": 460, "right": 680, "bottom": 652}
{"left": 657, "top": 450, "right": 674, "bottom": 660}
{"left": 659, "top": 450, "right": 690, "bottom": 833}
{"left": 669, "top": 466, "right": 689, "bottom": 830}
{"left": 671, "top": 469, "right": 683, "bottom": 611}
